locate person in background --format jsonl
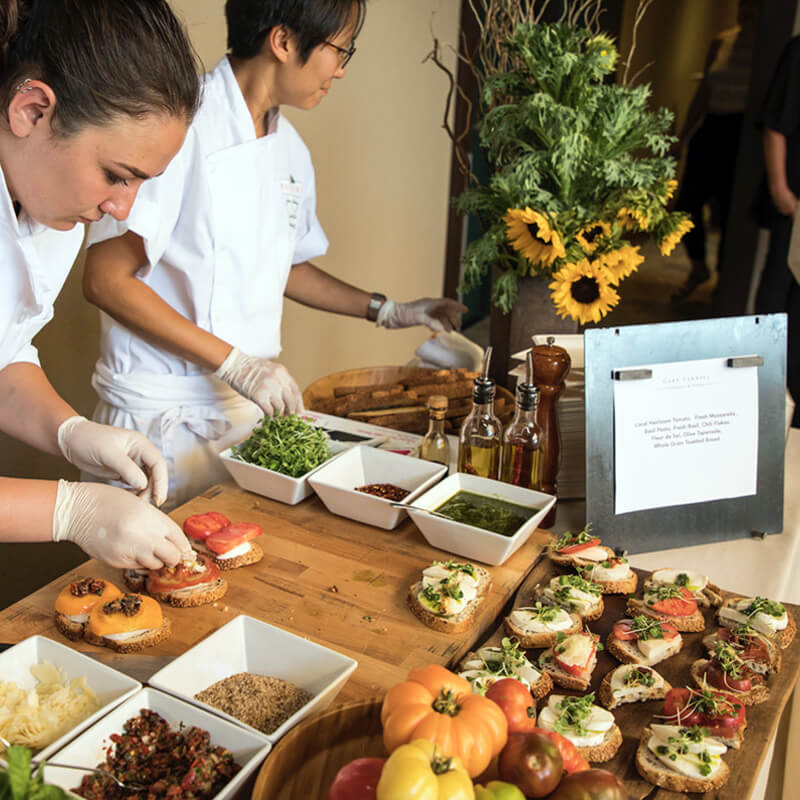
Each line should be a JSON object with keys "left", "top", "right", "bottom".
{"left": 0, "top": 0, "right": 200, "bottom": 566}
{"left": 82, "top": 0, "right": 467, "bottom": 510}
{"left": 755, "top": 34, "right": 800, "bottom": 428}
{"left": 671, "top": 0, "right": 758, "bottom": 301}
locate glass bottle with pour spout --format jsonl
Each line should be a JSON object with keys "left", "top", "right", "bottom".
{"left": 457, "top": 347, "right": 502, "bottom": 479}
{"left": 501, "top": 350, "right": 542, "bottom": 489}
{"left": 420, "top": 395, "right": 450, "bottom": 466}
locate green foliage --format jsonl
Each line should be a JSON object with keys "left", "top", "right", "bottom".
{"left": 458, "top": 21, "right": 690, "bottom": 314}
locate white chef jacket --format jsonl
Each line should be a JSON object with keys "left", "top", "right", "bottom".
{"left": 85, "top": 57, "right": 329, "bottom": 508}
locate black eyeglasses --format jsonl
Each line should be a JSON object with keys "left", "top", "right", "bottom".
{"left": 323, "top": 40, "right": 356, "bottom": 67}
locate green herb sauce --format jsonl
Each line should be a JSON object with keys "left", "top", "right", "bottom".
{"left": 433, "top": 491, "right": 539, "bottom": 536}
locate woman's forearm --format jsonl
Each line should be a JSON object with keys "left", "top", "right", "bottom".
{"left": 0, "top": 477, "right": 57, "bottom": 541}
{"left": 284, "top": 260, "right": 372, "bottom": 317}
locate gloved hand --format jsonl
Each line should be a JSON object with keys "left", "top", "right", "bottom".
{"left": 52, "top": 480, "right": 194, "bottom": 569}
{"left": 57, "top": 416, "right": 168, "bottom": 506}
{"left": 215, "top": 346, "right": 303, "bottom": 417}
{"left": 376, "top": 297, "right": 467, "bottom": 332}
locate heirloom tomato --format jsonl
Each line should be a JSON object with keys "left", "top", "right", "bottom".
{"left": 485, "top": 678, "right": 537, "bottom": 734}
{"left": 474, "top": 781, "right": 525, "bottom": 800}
{"left": 381, "top": 664, "right": 507, "bottom": 778}
{"left": 546, "top": 768, "right": 628, "bottom": 800}
{"left": 328, "top": 757, "right": 386, "bottom": 800}
{"left": 650, "top": 586, "right": 697, "bottom": 616}
{"left": 498, "top": 731, "right": 562, "bottom": 798}
{"left": 533, "top": 729, "right": 589, "bottom": 774}
{"left": 182, "top": 511, "right": 230, "bottom": 540}
{"left": 376, "top": 739, "right": 473, "bottom": 800}
{"left": 206, "top": 522, "right": 262, "bottom": 554}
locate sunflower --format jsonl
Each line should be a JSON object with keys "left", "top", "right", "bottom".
{"left": 617, "top": 206, "right": 650, "bottom": 231}
{"left": 549, "top": 258, "right": 620, "bottom": 324}
{"left": 658, "top": 217, "right": 694, "bottom": 256}
{"left": 664, "top": 179, "right": 678, "bottom": 201}
{"left": 576, "top": 220, "right": 611, "bottom": 253}
{"left": 505, "top": 207, "right": 566, "bottom": 269}
{"left": 599, "top": 245, "right": 644, "bottom": 283}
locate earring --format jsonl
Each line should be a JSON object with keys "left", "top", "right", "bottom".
{"left": 14, "top": 78, "right": 33, "bottom": 94}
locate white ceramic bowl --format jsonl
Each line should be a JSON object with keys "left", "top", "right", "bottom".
{"left": 43, "top": 687, "right": 270, "bottom": 800}
{"left": 307, "top": 446, "right": 447, "bottom": 530}
{"left": 406, "top": 473, "right": 556, "bottom": 566}
{"left": 148, "top": 615, "right": 357, "bottom": 743}
{"left": 0, "top": 635, "right": 140, "bottom": 765}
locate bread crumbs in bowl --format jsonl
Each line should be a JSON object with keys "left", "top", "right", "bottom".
{"left": 148, "top": 615, "right": 357, "bottom": 743}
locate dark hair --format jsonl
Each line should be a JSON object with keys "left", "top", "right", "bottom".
{"left": 225, "top": 0, "right": 367, "bottom": 63}
{"left": 0, "top": 0, "right": 200, "bottom": 137}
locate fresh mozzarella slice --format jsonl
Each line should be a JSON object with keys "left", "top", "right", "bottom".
{"left": 585, "top": 561, "right": 630, "bottom": 582}
{"left": 554, "top": 634, "right": 594, "bottom": 669}
{"left": 609, "top": 665, "right": 664, "bottom": 698}
{"left": 651, "top": 568, "right": 708, "bottom": 594}
{"left": 215, "top": 541, "right": 252, "bottom": 560}
{"left": 65, "top": 613, "right": 90, "bottom": 624}
{"left": 103, "top": 629, "right": 153, "bottom": 642}
{"left": 647, "top": 731, "right": 725, "bottom": 780}
{"left": 571, "top": 545, "right": 610, "bottom": 562}
{"left": 539, "top": 695, "right": 614, "bottom": 747}
{"left": 638, "top": 636, "right": 677, "bottom": 663}
{"left": 720, "top": 602, "right": 788, "bottom": 634}
{"left": 509, "top": 606, "right": 575, "bottom": 633}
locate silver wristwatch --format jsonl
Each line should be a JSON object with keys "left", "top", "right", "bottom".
{"left": 366, "top": 292, "right": 387, "bottom": 322}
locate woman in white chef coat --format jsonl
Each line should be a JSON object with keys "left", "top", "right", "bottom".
{"left": 0, "top": 0, "right": 200, "bottom": 568}
{"left": 82, "top": 0, "right": 467, "bottom": 510}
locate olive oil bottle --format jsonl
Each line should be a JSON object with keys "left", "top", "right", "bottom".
{"left": 420, "top": 395, "right": 450, "bottom": 466}
{"left": 501, "top": 350, "right": 542, "bottom": 490}
{"left": 457, "top": 347, "right": 502, "bottom": 479}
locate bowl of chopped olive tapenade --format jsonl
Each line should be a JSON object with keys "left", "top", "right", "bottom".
{"left": 308, "top": 445, "right": 447, "bottom": 530}
{"left": 406, "top": 473, "right": 556, "bottom": 565}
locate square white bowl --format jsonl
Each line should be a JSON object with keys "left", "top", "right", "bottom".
{"left": 148, "top": 615, "right": 357, "bottom": 743}
{"left": 0, "top": 635, "right": 140, "bottom": 765}
{"left": 307, "top": 446, "right": 448, "bottom": 530}
{"left": 43, "top": 687, "right": 270, "bottom": 800}
{"left": 406, "top": 472, "right": 556, "bottom": 565}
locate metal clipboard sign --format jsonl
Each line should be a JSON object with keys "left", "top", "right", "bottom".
{"left": 584, "top": 314, "right": 787, "bottom": 554}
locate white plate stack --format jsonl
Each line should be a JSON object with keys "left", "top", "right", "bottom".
{"left": 510, "top": 334, "right": 586, "bottom": 500}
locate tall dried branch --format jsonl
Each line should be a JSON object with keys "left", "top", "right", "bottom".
{"left": 622, "top": 0, "right": 656, "bottom": 85}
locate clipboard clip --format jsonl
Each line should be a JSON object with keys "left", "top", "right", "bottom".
{"left": 727, "top": 356, "right": 764, "bottom": 368}
{"left": 612, "top": 368, "right": 653, "bottom": 381}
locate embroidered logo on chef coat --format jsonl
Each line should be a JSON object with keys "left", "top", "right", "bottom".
{"left": 280, "top": 176, "right": 302, "bottom": 231}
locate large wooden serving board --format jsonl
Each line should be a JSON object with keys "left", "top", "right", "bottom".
{"left": 475, "top": 558, "right": 800, "bottom": 800}
{"left": 0, "top": 482, "right": 549, "bottom": 703}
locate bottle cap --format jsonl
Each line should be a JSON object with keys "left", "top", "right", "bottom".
{"left": 427, "top": 395, "right": 448, "bottom": 411}
{"left": 473, "top": 346, "right": 496, "bottom": 404}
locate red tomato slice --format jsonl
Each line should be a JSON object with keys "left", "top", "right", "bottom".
{"left": 183, "top": 511, "right": 231, "bottom": 541}
{"left": 553, "top": 636, "right": 596, "bottom": 676}
{"left": 206, "top": 522, "right": 263, "bottom": 554}
{"left": 146, "top": 555, "right": 220, "bottom": 593}
{"left": 699, "top": 693, "right": 746, "bottom": 733}
{"left": 705, "top": 662, "right": 752, "bottom": 694}
{"left": 660, "top": 622, "right": 680, "bottom": 639}
{"left": 662, "top": 688, "right": 702, "bottom": 727}
{"left": 558, "top": 537, "right": 602, "bottom": 554}
{"left": 612, "top": 620, "right": 637, "bottom": 641}
{"left": 651, "top": 587, "right": 698, "bottom": 617}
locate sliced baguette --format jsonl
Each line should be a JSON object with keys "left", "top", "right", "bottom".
{"left": 83, "top": 618, "right": 171, "bottom": 654}
{"left": 458, "top": 649, "right": 553, "bottom": 700}
{"left": 626, "top": 597, "right": 705, "bottom": 633}
{"left": 191, "top": 540, "right": 264, "bottom": 570}
{"left": 503, "top": 607, "right": 583, "bottom": 648}
{"left": 549, "top": 545, "right": 616, "bottom": 569}
{"left": 635, "top": 727, "right": 730, "bottom": 791}
{"left": 717, "top": 598, "right": 796, "bottom": 649}
{"left": 605, "top": 630, "right": 683, "bottom": 667}
{"left": 407, "top": 567, "right": 491, "bottom": 633}
{"left": 538, "top": 646, "right": 596, "bottom": 691}
{"left": 643, "top": 574, "right": 724, "bottom": 608}
{"left": 575, "top": 724, "right": 623, "bottom": 763}
{"left": 702, "top": 630, "right": 781, "bottom": 673}
{"left": 689, "top": 658, "right": 769, "bottom": 706}
{"left": 536, "top": 586, "right": 604, "bottom": 622}
{"left": 579, "top": 566, "right": 637, "bottom": 595}
{"left": 597, "top": 664, "right": 671, "bottom": 710}
{"left": 147, "top": 577, "right": 228, "bottom": 608}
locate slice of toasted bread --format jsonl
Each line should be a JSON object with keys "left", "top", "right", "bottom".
{"left": 689, "top": 658, "right": 769, "bottom": 706}
{"left": 580, "top": 568, "right": 637, "bottom": 595}
{"left": 643, "top": 573, "right": 724, "bottom": 609}
{"left": 407, "top": 566, "right": 491, "bottom": 633}
{"left": 575, "top": 724, "right": 623, "bottom": 763}
{"left": 597, "top": 665, "right": 671, "bottom": 710}
{"left": 702, "top": 630, "right": 781, "bottom": 673}
{"left": 458, "top": 650, "right": 553, "bottom": 700}
{"left": 122, "top": 569, "right": 148, "bottom": 592}
{"left": 538, "top": 647, "right": 596, "bottom": 691}
{"left": 53, "top": 612, "right": 86, "bottom": 641}
{"left": 147, "top": 577, "right": 228, "bottom": 608}
{"left": 718, "top": 598, "right": 796, "bottom": 649}
{"left": 536, "top": 587, "right": 604, "bottom": 622}
{"left": 503, "top": 608, "right": 583, "bottom": 648}
{"left": 549, "top": 545, "right": 616, "bottom": 569}
{"left": 83, "top": 618, "right": 171, "bottom": 654}
{"left": 635, "top": 728, "right": 730, "bottom": 791}
{"left": 190, "top": 541, "right": 264, "bottom": 570}
{"left": 605, "top": 630, "right": 683, "bottom": 666}
{"left": 626, "top": 597, "right": 705, "bottom": 633}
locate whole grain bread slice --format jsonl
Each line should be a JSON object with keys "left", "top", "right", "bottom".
{"left": 605, "top": 630, "right": 683, "bottom": 666}
{"left": 83, "top": 618, "right": 171, "bottom": 654}
{"left": 549, "top": 545, "right": 616, "bottom": 569}
{"left": 54, "top": 613, "right": 87, "bottom": 641}
{"left": 717, "top": 598, "right": 796, "bottom": 649}
{"left": 626, "top": 597, "right": 706, "bottom": 633}
{"left": 597, "top": 665, "right": 671, "bottom": 710}
{"left": 407, "top": 567, "right": 491, "bottom": 633}
{"left": 575, "top": 724, "right": 623, "bottom": 763}
{"left": 635, "top": 728, "right": 730, "bottom": 792}
{"left": 503, "top": 608, "right": 583, "bottom": 648}
{"left": 702, "top": 630, "right": 781, "bottom": 673}
{"left": 579, "top": 568, "right": 638, "bottom": 595}
{"left": 537, "top": 646, "right": 596, "bottom": 691}
{"left": 689, "top": 658, "right": 770, "bottom": 706}
{"left": 147, "top": 577, "right": 228, "bottom": 608}
{"left": 191, "top": 541, "right": 264, "bottom": 570}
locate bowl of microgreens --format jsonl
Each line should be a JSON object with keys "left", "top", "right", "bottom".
{"left": 218, "top": 414, "right": 344, "bottom": 505}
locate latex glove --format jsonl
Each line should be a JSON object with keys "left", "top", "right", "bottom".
{"left": 215, "top": 346, "right": 303, "bottom": 417}
{"left": 52, "top": 480, "right": 194, "bottom": 569}
{"left": 57, "top": 416, "right": 168, "bottom": 506}
{"left": 376, "top": 297, "right": 467, "bottom": 332}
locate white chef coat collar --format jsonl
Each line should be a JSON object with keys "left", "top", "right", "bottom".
{"left": 216, "top": 56, "right": 282, "bottom": 142}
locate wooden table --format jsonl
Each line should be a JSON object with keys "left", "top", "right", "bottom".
{"left": 0, "top": 481, "right": 549, "bottom": 701}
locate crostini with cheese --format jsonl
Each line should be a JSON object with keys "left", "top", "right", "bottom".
{"left": 627, "top": 583, "right": 705, "bottom": 633}
{"left": 598, "top": 664, "right": 671, "bottom": 710}
{"left": 717, "top": 596, "right": 796, "bottom": 649}
{"left": 84, "top": 592, "right": 170, "bottom": 653}
{"left": 689, "top": 639, "right": 770, "bottom": 706}
{"left": 537, "top": 573, "right": 604, "bottom": 621}
{"left": 538, "top": 629, "right": 600, "bottom": 690}
{"left": 458, "top": 637, "right": 552, "bottom": 699}
{"left": 407, "top": 560, "right": 491, "bottom": 633}
{"left": 143, "top": 554, "right": 228, "bottom": 608}
{"left": 703, "top": 624, "right": 781, "bottom": 674}
{"left": 504, "top": 601, "right": 583, "bottom": 648}
{"left": 606, "top": 615, "right": 683, "bottom": 666}
{"left": 54, "top": 577, "right": 122, "bottom": 641}
{"left": 549, "top": 527, "right": 616, "bottom": 569}
{"left": 658, "top": 686, "right": 747, "bottom": 750}
{"left": 183, "top": 511, "right": 264, "bottom": 570}
{"left": 645, "top": 567, "right": 722, "bottom": 608}
{"left": 577, "top": 554, "right": 637, "bottom": 595}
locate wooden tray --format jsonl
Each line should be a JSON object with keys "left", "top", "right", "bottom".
{"left": 251, "top": 700, "right": 385, "bottom": 800}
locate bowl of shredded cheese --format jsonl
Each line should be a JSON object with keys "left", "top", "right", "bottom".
{"left": 0, "top": 635, "right": 140, "bottom": 765}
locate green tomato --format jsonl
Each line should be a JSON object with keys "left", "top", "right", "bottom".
{"left": 474, "top": 781, "right": 526, "bottom": 800}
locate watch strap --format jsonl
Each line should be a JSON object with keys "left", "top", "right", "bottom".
{"left": 366, "top": 292, "right": 387, "bottom": 322}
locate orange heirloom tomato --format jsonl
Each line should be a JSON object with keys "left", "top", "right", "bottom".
{"left": 380, "top": 664, "right": 508, "bottom": 778}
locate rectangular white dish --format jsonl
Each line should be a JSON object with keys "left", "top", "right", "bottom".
{"left": 42, "top": 687, "right": 270, "bottom": 800}
{"left": 406, "top": 472, "right": 556, "bottom": 565}
{"left": 0, "top": 635, "right": 140, "bottom": 766}
{"left": 148, "top": 615, "right": 357, "bottom": 743}
{"left": 308, "top": 445, "right": 447, "bottom": 530}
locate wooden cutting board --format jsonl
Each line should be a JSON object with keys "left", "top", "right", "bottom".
{"left": 473, "top": 558, "right": 800, "bottom": 800}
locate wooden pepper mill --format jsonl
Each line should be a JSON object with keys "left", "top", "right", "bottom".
{"left": 532, "top": 337, "right": 571, "bottom": 529}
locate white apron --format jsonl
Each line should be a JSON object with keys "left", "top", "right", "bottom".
{"left": 90, "top": 133, "right": 296, "bottom": 510}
